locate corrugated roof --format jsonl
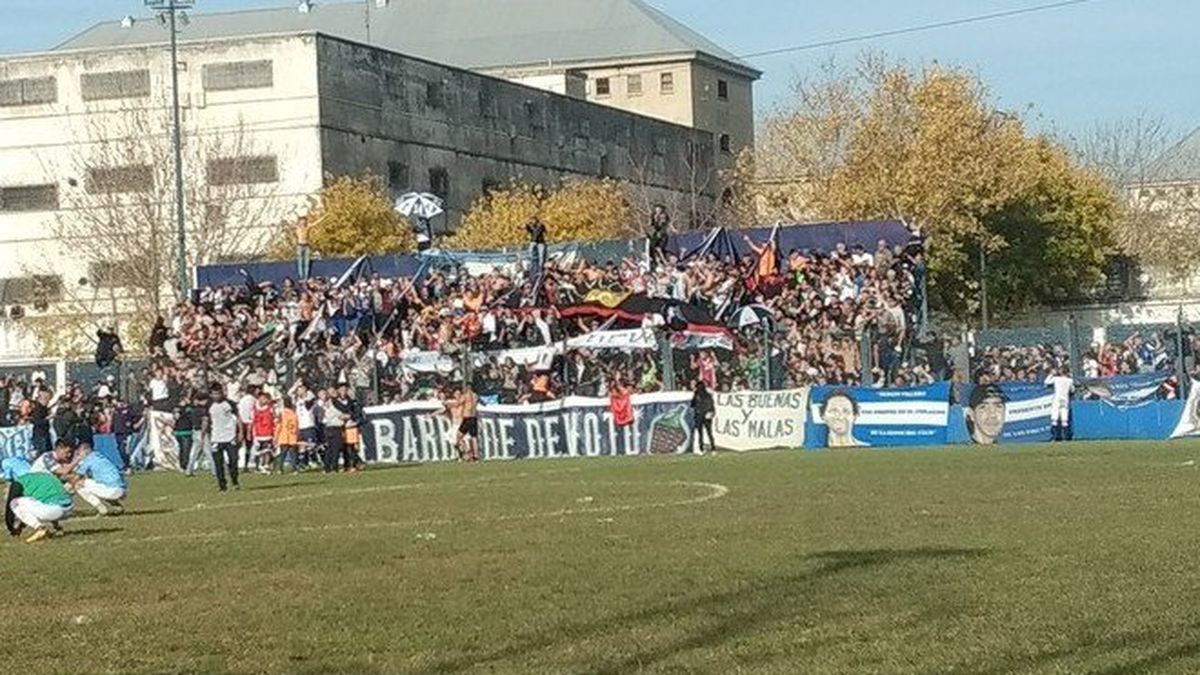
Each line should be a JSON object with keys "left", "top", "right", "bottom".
{"left": 1147, "top": 126, "right": 1200, "bottom": 183}
{"left": 54, "top": 0, "right": 759, "bottom": 76}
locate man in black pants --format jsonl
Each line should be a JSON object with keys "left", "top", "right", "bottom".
{"left": 204, "top": 386, "right": 241, "bottom": 492}
{"left": 320, "top": 389, "right": 347, "bottom": 473}
{"left": 690, "top": 380, "right": 716, "bottom": 454}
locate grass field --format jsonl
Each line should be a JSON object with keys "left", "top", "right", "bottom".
{"left": 5, "top": 442, "right": 1200, "bottom": 674}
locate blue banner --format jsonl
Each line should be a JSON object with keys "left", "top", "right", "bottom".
{"left": 363, "top": 393, "right": 695, "bottom": 463}
{"left": 1079, "top": 372, "right": 1168, "bottom": 408}
{"left": 960, "top": 382, "right": 1052, "bottom": 445}
{"left": 0, "top": 425, "right": 32, "bottom": 461}
{"left": 809, "top": 383, "right": 951, "bottom": 448}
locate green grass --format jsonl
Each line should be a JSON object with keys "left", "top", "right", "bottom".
{"left": 5, "top": 442, "right": 1200, "bottom": 674}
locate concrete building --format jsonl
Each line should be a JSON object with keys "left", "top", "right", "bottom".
{"left": 58, "top": 0, "right": 760, "bottom": 167}
{"left": 0, "top": 1, "right": 744, "bottom": 357}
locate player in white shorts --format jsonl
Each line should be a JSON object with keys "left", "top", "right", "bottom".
{"left": 1044, "top": 367, "right": 1074, "bottom": 442}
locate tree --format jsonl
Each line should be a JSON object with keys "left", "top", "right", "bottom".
{"left": 449, "top": 178, "right": 632, "bottom": 250}
{"left": 753, "top": 54, "right": 1119, "bottom": 321}
{"left": 1073, "top": 116, "right": 1200, "bottom": 289}
{"left": 24, "top": 104, "right": 287, "bottom": 356}
{"left": 272, "top": 174, "right": 415, "bottom": 259}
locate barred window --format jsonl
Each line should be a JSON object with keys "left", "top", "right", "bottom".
{"left": 0, "top": 275, "right": 63, "bottom": 305}
{"left": 627, "top": 74, "right": 642, "bottom": 96}
{"left": 0, "top": 184, "right": 59, "bottom": 212}
{"left": 0, "top": 77, "right": 57, "bottom": 107}
{"left": 87, "top": 165, "right": 154, "bottom": 194}
{"left": 80, "top": 70, "right": 150, "bottom": 101}
{"left": 202, "top": 60, "right": 274, "bottom": 92}
{"left": 206, "top": 156, "right": 279, "bottom": 186}
{"left": 88, "top": 262, "right": 140, "bottom": 289}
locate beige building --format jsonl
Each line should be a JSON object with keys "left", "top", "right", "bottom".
{"left": 59, "top": 0, "right": 760, "bottom": 168}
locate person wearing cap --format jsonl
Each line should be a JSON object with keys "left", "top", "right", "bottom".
{"left": 5, "top": 465, "right": 74, "bottom": 543}
{"left": 966, "top": 384, "right": 1008, "bottom": 446}
{"left": 71, "top": 445, "right": 127, "bottom": 516}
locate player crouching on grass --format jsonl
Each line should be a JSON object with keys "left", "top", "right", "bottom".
{"left": 69, "top": 444, "right": 127, "bottom": 516}
{"left": 5, "top": 462, "right": 74, "bottom": 543}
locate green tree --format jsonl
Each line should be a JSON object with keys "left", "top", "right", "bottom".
{"left": 755, "top": 55, "right": 1118, "bottom": 321}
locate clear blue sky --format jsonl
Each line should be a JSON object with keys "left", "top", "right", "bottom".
{"left": 2, "top": 0, "right": 1195, "bottom": 137}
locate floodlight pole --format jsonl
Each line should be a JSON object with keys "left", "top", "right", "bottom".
{"left": 147, "top": 0, "right": 194, "bottom": 301}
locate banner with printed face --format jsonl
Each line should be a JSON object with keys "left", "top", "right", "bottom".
{"left": 713, "top": 389, "right": 808, "bottom": 451}
{"left": 362, "top": 393, "right": 695, "bottom": 463}
{"left": 809, "top": 384, "right": 952, "bottom": 448}
{"left": 147, "top": 411, "right": 183, "bottom": 471}
{"left": 1170, "top": 379, "right": 1200, "bottom": 439}
{"left": 960, "top": 382, "right": 1053, "bottom": 445}
{"left": 0, "top": 425, "right": 32, "bottom": 461}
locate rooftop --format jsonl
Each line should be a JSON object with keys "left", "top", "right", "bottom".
{"left": 55, "top": 0, "right": 760, "bottom": 78}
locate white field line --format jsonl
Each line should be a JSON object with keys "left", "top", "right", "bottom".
{"left": 58, "top": 481, "right": 730, "bottom": 547}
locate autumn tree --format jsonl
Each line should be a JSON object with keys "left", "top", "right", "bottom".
{"left": 449, "top": 178, "right": 632, "bottom": 250}
{"left": 270, "top": 173, "right": 415, "bottom": 259}
{"left": 753, "top": 54, "right": 1119, "bottom": 321}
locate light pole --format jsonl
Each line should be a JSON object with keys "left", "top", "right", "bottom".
{"left": 146, "top": 0, "right": 194, "bottom": 301}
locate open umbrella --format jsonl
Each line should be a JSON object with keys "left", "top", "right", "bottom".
{"left": 394, "top": 192, "right": 444, "bottom": 220}
{"left": 729, "top": 304, "right": 775, "bottom": 329}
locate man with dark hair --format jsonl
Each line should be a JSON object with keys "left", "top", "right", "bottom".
{"left": 648, "top": 205, "right": 670, "bottom": 266}
{"left": 203, "top": 385, "right": 241, "bottom": 492}
{"left": 966, "top": 384, "right": 1008, "bottom": 446}
{"left": 821, "top": 389, "right": 866, "bottom": 448}
{"left": 525, "top": 217, "right": 547, "bottom": 274}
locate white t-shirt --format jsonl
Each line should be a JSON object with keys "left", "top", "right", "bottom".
{"left": 296, "top": 401, "right": 316, "bottom": 430}
{"left": 149, "top": 377, "right": 169, "bottom": 402}
{"left": 29, "top": 453, "right": 60, "bottom": 475}
{"left": 237, "top": 394, "right": 256, "bottom": 425}
{"left": 208, "top": 400, "right": 239, "bottom": 444}
{"left": 1045, "top": 375, "right": 1074, "bottom": 403}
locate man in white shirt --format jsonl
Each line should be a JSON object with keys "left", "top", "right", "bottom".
{"left": 1045, "top": 367, "right": 1074, "bottom": 441}
{"left": 237, "top": 387, "right": 258, "bottom": 470}
{"left": 204, "top": 385, "right": 241, "bottom": 492}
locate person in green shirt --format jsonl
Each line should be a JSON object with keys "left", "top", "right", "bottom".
{"left": 5, "top": 470, "right": 74, "bottom": 544}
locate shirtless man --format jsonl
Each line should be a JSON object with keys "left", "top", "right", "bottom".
{"left": 450, "top": 385, "right": 481, "bottom": 463}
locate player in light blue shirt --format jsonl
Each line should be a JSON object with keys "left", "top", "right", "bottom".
{"left": 73, "top": 449, "right": 127, "bottom": 516}
{"left": 1, "top": 456, "right": 31, "bottom": 481}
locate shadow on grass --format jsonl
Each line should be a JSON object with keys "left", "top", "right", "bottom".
{"left": 241, "top": 481, "right": 326, "bottom": 492}
{"left": 64, "top": 527, "right": 122, "bottom": 539}
{"left": 420, "top": 546, "right": 989, "bottom": 675}
{"left": 954, "top": 625, "right": 1200, "bottom": 675}
{"left": 118, "top": 508, "right": 174, "bottom": 517}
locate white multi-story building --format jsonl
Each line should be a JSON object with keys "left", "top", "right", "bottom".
{"left": 0, "top": 0, "right": 757, "bottom": 358}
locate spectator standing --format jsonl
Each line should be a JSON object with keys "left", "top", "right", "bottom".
{"left": 526, "top": 217, "right": 548, "bottom": 275}
{"left": 690, "top": 380, "right": 716, "bottom": 454}
{"left": 295, "top": 216, "right": 312, "bottom": 281}
{"left": 203, "top": 385, "right": 241, "bottom": 492}
{"left": 319, "top": 389, "right": 348, "bottom": 473}
{"left": 648, "top": 205, "right": 670, "bottom": 266}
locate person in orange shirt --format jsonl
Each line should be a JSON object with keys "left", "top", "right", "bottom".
{"left": 275, "top": 396, "right": 300, "bottom": 473}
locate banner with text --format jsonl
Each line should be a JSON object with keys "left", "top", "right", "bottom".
{"left": 713, "top": 389, "right": 808, "bottom": 451}
{"left": 810, "top": 383, "right": 952, "bottom": 448}
{"left": 960, "top": 382, "right": 1053, "bottom": 445}
{"left": 1170, "top": 378, "right": 1200, "bottom": 439}
{"left": 0, "top": 425, "right": 32, "bottom": 461}
{"left": 363, "top": 393, "right": 695, "bottom": 463}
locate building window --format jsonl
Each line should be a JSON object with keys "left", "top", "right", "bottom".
{"left": 627, "top": 74, "right": 642, "bottom": 96}
{"left": 80, "top": 69, "right": 150, "bottom": 101}
{"left": 388, "top": 161, "right": 410, "bottom": 197}
{"left": 717, "top": 79, "right": 729, "bottom": 100}
{"left": 426, "top": 80, "right": 444, "bottom": 110}
{"left": 429, "top": 168, "right": 449, "bottom": 200}
{"left": 202, "top": 60, "right": 274, "bottom": 92}
{"left": 595, "top": 77, "right": 611, "bottom": 97}
{"left": 0, "top": 77, "right": 57, "bottom": 107}
{"left": 719, "top": 134, "right": 732, "bottom": 154}
{"left": 87, "top": 165, "right": 153, "bottom": 194}
{"left": 0, "top": 275, "right": 63, "bottom": 306}
{"left": 88, "top": 262, "right": 139, "bottom": 289}
{"left": 660, "top": 72, "right": 675, "bottom": 95}
{"left": 206, "top": 156, "right": 279, "bottom": 186}
{"left": 0, "top": 184, "right": 59, "bottom": 212}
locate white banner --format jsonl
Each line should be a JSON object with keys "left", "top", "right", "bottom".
{"left": 147, "top": 411, "right": 182, "bottom": 472}
{"left": 713, "top": 388, "right": 808, "bottom": 451}
{"left": 400, "top": 350, "right": 457, "bottom": 374}
{"left": 565, "top": 329, "right": 657, "bottom": 351}
{"left": 472, "top": 344, "right": 559, "bottom": 371}
{"left": 1171, "top": 378, "right": 1200, "bottom": 438}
